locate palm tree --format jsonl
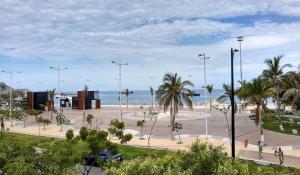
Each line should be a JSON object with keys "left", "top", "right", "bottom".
{"left": 239, "top": 78, "right": 274, "bottom": 136}
{"left": 156, "top": 73, "right": 193, "bottom": 139}
{"left": 48, "top": 89, "right": 56, "bottom": 120}
{"left": 283, "top": 73, "right": 300, "bottom": 113}
{"left": 217, "top": 84, "right": 234, "bottom": 104}
{"left": 150, "top": 87, "right": 154, "bottom": 108}
{"left": 83, "top": 85, "right": 88, "bottom": 110}
{"left": 206, "top": 84, "right": 213, "bottom": 109}
{"left": 262, "top": 56, "right": 291, "bottom": 112}
{"left": 122, "top": 88, "right": 134, "bottom": 109}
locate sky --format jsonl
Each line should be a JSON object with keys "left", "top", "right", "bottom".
{"left": 0, "top": 0, "right": 300, "bottom": 91}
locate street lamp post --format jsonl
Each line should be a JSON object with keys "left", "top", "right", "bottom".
{"left": 198, "top": 53, "right": 210, "bottom": 137}
{"left": 231, "top": 48, "right": 239, "bottom": 158}
{"left": 49, "top": 65, "right": 68, "bottom": 110}
{"left": 112, "top": 60, "right": 128, "bottom": 121}
{"left": 1, "top": 70, "right": 21, "bottom": 123}
{"left": 237, "top": 36, "right": 244, "bottom": 83}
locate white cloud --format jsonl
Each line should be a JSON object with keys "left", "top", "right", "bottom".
{"left": 0, "top": 0, "right": 299, "bottom": 90}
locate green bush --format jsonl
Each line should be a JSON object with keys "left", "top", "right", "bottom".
{"left": 66, "top": 129, "right": 74, "bottom": 141}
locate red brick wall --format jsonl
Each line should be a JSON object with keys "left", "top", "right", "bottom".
{"left": 77, "top": 91, "right": 85, "bottom": 110}
{"left": 96, "top": 99, "right": 101, "bottom": 109}
{"left": 27, "top": 92, "right": 34, "bottom": 109}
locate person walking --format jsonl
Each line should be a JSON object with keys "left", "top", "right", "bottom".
{"left": 258, "top": 141, "right": 264, "bottom": 159}
{"left": 275, "top": 147, "right": 284, "bottom": 166}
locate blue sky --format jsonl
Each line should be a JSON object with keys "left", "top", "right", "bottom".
{"left": 0, "top": 0, "right": 300, "bottom": 91}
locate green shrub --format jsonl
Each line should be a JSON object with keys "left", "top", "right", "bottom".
{"left": 66, "top": 129, "right": 74, "bottom": 141}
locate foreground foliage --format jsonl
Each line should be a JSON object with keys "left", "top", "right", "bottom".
{"left": 107, "top": 140, "right": 299, "bottom": 175}
{"left": 0, "top": 133, "right": 298, "bottom": 175}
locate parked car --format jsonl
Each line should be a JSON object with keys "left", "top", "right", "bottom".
{"left": 84, "top": 151, "right": 123, "bottom": 167}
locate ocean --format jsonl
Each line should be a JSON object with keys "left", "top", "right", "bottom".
{"left": 98, "top": 89, "right": 225, "bottom": 105}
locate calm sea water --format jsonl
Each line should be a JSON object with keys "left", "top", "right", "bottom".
{"left": 98, "top": 89, "right": 225, "bottom": 105}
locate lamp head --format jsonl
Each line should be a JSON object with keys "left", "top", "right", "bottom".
{"left": 237, "top": 36, "right": 244, "bottom": 41}
{"left": 112, "top": 61, "right": 116, "bottom": 64}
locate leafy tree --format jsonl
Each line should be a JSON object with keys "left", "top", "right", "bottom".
{"left": 206, "top": 84, "right": 213, "bottom": 109}
{"left": 107, "top": 141, "right": 251, "bottom": 175}
{"left": 86, "top": 114, "right": 94, "bottom": 128}
{"left": 108, "top": 119, "right": 133, "bottom": 144}
{"left": 147, "top": 109, "right": 159, "bottom": 147}
{"left": 0, "top": 134, "right": 80, "bottom": 175}
{"left": 26, "top": 109, "right": 42, "bottom": 123}
{"left": 213, "top": 105, "right": 231, "bottom": 146}
{"left": 156, "top": 73, "right": 193, "bottom": 139}
{"left": 136, "top": 120, "right": 145, "bottom": 139}
{"left": 122, "top": 88, "right": 134, "bottom": 109}
{"left": 37, "top": 117, "right": 51, "bottom": 130}
{"left": 56, "top": 113, "right": 70, "bottom": 131}
{"left": 262, "top": 55, "right": 291, "bottom": 112}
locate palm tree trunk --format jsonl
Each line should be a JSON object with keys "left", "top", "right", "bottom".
{"left": 210, "top": 93, "right": 212, "bottom": 110}
{"left": 170, "top": 99, "right": 175, "bottom": 140}
{"left": 256, "top": 103, "right": 263, "bottom": 140}
{"left": 151, "top": 94, "right": 154, "bottom": 108}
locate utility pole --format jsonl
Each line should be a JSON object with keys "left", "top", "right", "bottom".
{"left": 198, "top": 53, "right": 210, "bottom": 137}
{"left": 112, "top": 60, "right": 128, "bottom": 121}
{"left": 1, "top": 70, "right": 21, "bottom": 125}
{"left": 231, "top": 48, "right": 239, "bottom": 158}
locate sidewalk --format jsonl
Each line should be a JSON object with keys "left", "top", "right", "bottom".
{"left": 237, "top": 150, "right": 300, "bottom": 168}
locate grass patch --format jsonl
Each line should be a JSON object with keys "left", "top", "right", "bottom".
{"left": 262, "top": 113, "right": 300, "bottom": 136}
{"left": 117, "top": 145, "right": 169, "bottom": 160}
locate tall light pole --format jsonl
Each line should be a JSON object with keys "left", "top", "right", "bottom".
{"left": 1, "top": 70, "right": 21, "bottom": 119}
{"left": 237, "top": 36, "right": 244, "bottom": 83}
{"left": 112, "top": 60, "right": 128, "bottom": 121}
{"left": 198, "top": 53, "right": 210, "bottom": 137}
{"left": 231, "top": 48, "right": 239, "bottom": 158}
{"left": 49, "top": 65, "right": 68, "bottom": 109}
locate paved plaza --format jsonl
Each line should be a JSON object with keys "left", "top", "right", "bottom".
{"left": 7, "top": 105, "right": 300, "bottom": 168}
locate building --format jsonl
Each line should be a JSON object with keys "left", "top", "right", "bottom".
{"left": 27, "top": 91, "right": 50, "bottom": 110}
{"left": 72, "top": 90, "right": 101, "bottom": 110}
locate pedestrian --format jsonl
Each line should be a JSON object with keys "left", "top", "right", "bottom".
{"left": 274, "top": 147, "right": 284, "bottom": 166}
{"left": 258, "top": 141, "right": 263, "bottom": 159}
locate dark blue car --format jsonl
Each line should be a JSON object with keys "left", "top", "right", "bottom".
{"left": 84, "top": 151, "right": 123, "bottom": 167}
